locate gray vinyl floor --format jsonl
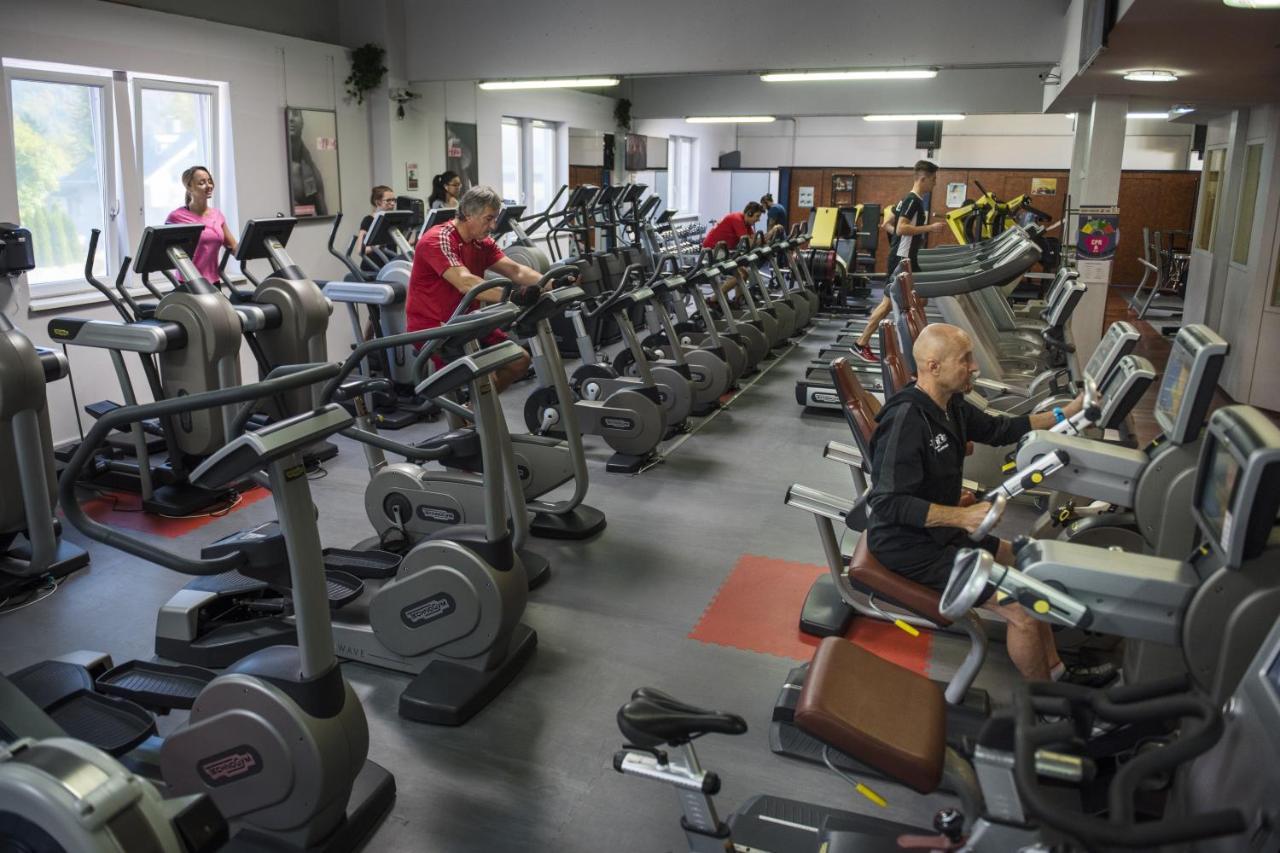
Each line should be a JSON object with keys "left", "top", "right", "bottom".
{"left": 0, "top": 316, "right": 1028, "bottom": 852}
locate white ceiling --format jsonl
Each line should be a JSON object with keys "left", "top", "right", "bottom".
{"left": 398, "top": 0, "right": 1069, "bottom": 81}
{"left": 1050, "top": 0, "right": 1280, "bottom": 112}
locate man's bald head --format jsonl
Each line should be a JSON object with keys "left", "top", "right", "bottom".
{"left": 913, "top": 324, "right": 979, "bottom": 395}
{"left": 913, "top": 324, "right": 970, "bottom": 367}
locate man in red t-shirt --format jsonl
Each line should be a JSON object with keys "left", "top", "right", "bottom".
{"left": 702, "top": 201, "right": 770, "bottom": 304}
{"left": 407, "top": 186, "right": 546, "bottom": 391}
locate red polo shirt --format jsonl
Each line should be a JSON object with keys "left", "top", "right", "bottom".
{"left": 702, "top": 211, "right": 753, "bottom": 250}
{"left": 406, "top": 220, "right": 506, "bottom": 331}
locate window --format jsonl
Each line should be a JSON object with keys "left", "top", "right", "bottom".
{"left": 136, "top": 83, "right": 216, "bottom": 228}
{"left": 501, "top": 116, "right": 559, "bottom": 214}
{"left": 668, "top": 136, "right": 695, "bottom": 216}
{"left": 529, "top": 121, "right": 556, "bottom": 214}
{"left": 1195, "top": 147, "right": 1225, "bottom": 252}
{"left": 501, "top": 117, "right": 522, "bottom": 203}
{"left": 4, "top": 60, "right": 230, "bottom": 302}
{"left": 8, "top": 72, "right": 114, "bottom": 291}
{"left": 1230, "top": 143, "right": 1263, "bottom": 266}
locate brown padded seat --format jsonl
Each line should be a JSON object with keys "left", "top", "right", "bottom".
{"left": 795, "top": 635, "right": 946, "bottom": 794}
{"left": 848, "top": 534, "right": 952, "bottom": 628}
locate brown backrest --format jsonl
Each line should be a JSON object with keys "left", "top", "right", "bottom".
{"left": 878, "top": 320, "right": 914, "bottom": 396}
{"left": 830, "top": 358, "right": 881, "bottom": 460}
{"left": 895, "top": 262, "right": 928, "bottom": 341}
{"left": 848, "top": 536, "right": 951, "bottom": 627}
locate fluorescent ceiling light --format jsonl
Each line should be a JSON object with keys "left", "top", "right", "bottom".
{"left": 1127, "top": 112, "right": 1170, "bottom": 119}
{"left": 761, "top": 69, "right": 936, "bottom": 82}
{"left": 478, "top": 77, "right": 619, "bottom": 90}
{"left": 863, "top": 114, "right": 965, "bottom": 122}
{"left": 685, "top": 115, "right": 776, "bottom": 123}
{"left": 1223, "top": 0, "right": 1280, "bottom": 8}
{"left": 1124, "top": 69, "right": 1178, "bottom": 82}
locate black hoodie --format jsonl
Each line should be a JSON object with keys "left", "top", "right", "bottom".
{"left": 863, "top": 383, "right": 1030, "bottom": 568}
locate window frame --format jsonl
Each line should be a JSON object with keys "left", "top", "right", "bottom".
{"left": 4, "top": 65, "right": 119, "bottom": 300}
{"left": 668, "top": 135, "right": 696, "bottom": 217}
{"left": 1229, "top": 142, "right": 1264, "bottom": 268}
{"left": 1194, "top": 146, "right": 1225, "bottom": 253}
{"left": 131, "top": 77, "right": 220, "bottom": 233}
{"left": 501, "top": 116, "right": 559, "bottom": 223}
{"left": 501, "top": 116, "right": 523, "bottom": 204}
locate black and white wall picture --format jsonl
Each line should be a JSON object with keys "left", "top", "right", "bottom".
{"left": 285, "top": 107, "right": 340, "bottom": 217}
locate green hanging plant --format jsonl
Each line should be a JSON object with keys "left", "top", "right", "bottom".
{"left": 345, "top": 43, "right": 388, "bottom": 105}
{"left": 614, "top": 98, "right": 632, "bottom": 132}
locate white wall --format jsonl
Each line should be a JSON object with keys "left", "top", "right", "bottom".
{"left": 732, "top": 113, "right": 1193, "bottom": 170}
{"left": 0, "top": 0, "right": 373, "bottom": 442}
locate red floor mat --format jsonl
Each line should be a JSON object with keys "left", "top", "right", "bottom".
{"left": 77, "top": 486, "right": 270, "bottom": 538}
{"left": 689, "top": 554, "right": 932, "bottom": 674}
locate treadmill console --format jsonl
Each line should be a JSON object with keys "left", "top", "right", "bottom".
{"left": 1153, "top": 324, "right": 1228, "bottom": 445}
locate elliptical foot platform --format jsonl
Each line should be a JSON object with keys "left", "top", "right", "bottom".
{"left": 518, "top": 548, "right": 552, "bottom": 590}
{"left": 606, "top": 451, "right": 652, "bottom": 474}
{"left": 398, "top": 623, "right": 537, "bottom": 725}
{"left": 529, "top": 505, "right": 607, "bottom": 541}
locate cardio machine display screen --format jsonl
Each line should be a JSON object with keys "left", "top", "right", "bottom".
{"left": 1197, "top": 435, "right": 1241, "bottom": 551}
{"left": 1085, "top": 325, "right": 1120, "bottom": 383}
{"left": 1156, "top": 346, "right": 1191, "bottom": 427}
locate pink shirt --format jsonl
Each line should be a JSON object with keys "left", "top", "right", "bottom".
{"left": 164, "top": 206, "right": 227, "bottom": 284}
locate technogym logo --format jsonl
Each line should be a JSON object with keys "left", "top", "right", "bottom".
{"left": 416, "top": 505, "right": 462, "bottom": 524}
{"left": 198, "top": 746, "right": 263, "bottom": 787}
{"left": 401, "top": 593, "right": 457, "bottom": 628}
{"left": 812, "top": 393, "right": 839, "bottom": 404}
{"left": 602, "top": 417, "right": 635, "bottom": 431}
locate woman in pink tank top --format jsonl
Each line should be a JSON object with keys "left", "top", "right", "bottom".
{"left": 164, "top": 165, "right": 238, "bottom": 284}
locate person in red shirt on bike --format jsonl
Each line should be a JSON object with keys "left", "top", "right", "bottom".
{"left": 407, "top": 186, "right": 547, "bottom": 392}
{"left": 703, "top": 201, "right": 781, "bottom": 305}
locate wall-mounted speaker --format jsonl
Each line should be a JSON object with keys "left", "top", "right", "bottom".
{"left": 718, "top": 150, "right": 742, "bottom": 169}
{"left": 1192, "top": 124, "right": 1207, "bottom": 156}
{"left": 603, "top": 133, "right": 615, "bottom": 171}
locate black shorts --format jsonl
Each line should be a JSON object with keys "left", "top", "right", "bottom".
{"left": 893, "top": 533, "right": 1001, "bottom": 605}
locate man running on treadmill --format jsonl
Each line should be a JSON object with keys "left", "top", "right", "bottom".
{"left": 850, "top": 160, "right": 948, "bottom": 364}
{"left": 864, "top": 324, "right": 1115, "bottom": 686}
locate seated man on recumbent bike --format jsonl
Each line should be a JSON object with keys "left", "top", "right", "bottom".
{"left": 864, "top": 323, "right": 1115, "bottom": 686}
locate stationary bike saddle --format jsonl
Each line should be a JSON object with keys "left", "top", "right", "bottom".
{"left": 617, "top": 687, "right": 747, "bottom": 748}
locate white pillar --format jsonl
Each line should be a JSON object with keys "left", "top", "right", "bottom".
{"left": 1069, "top": 95, "right": 1127, "bottom": 363}
{"left": 1067, "top": 111, "right": 1091, "bottom": 245}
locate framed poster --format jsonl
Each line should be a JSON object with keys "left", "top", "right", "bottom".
{"left": 285, "top": 107, "right": 340, "bottom": 218}
{"left": 1031, "top": 177, "right": 1058, "bottom": 196}
{"left": 445, "top": 122, "right": 479, "bottom": 192}
{"left": 797, "top": 186, "right": 815, "bottom": 208}
{"left": 1077, "top": 205, "right": 1120, "bottom": 260}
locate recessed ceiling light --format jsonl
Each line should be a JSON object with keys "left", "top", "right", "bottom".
{"left": 686, "top": 115, "right": 776, "bottom": 123}
{"left": 478, "top": 78, "right": 620, "bottom": 91}
{"left": 1126, "top": 112, "right": 1170, "bottom": 119}
{"left": 1124, "top": 69, "right": 1179, "bottom": 82}
{"left": 761, "top": 69, "right": 937, "bottom": 82}
{"left": 1223, "top": 0, "right": 1280, "bottom": 8}
{"left": 863, "top": 114, "right": 965, "bottom": 122}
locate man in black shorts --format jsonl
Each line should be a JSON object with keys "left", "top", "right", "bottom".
{"left": 864, "top": 324, "right": 1114, "bottom": 686}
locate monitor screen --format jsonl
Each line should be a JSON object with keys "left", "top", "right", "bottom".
{"left": 1197, "top": 435, "right": 1241, "bottom": 550}
{"left": 1085, "top": 324, "right": 1121, "bottom": 381}
{"left": 1156, "top": 345, "right": 1191, "bottom": 427}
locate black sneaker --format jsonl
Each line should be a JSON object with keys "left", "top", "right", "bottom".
{"left": 1059, "top": 662, "right": 1120, "bottom": 689}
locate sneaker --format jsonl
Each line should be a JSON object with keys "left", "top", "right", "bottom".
{"left": 851, "top": 343, "right": 880, "bottom": 364}
{"left": 1059, "top": 662, "right": 1120, "bottom": 689}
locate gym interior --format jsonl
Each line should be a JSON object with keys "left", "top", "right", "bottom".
{"left": 2, "top": 1, "right": 1280, "bottom": 851}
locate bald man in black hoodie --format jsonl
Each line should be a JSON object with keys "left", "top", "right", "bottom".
{"left": 865, "top": 324, "right": 1114, "bottom": 686}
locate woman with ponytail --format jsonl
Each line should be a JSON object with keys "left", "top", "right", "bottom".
{"left": 165, "top": 165, "right": 237, "bottom": 284}
{"left": 427, "top": 171, "right": 461, "bottom": 210}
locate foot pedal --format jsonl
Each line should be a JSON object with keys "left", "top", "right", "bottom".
{"left": 323, "top": 547, "right": 400, "bottom": 581}
{"left": 45, "top": 690, "right": 156, "bottom": 756}
{"left": 95, "top": 660, "right": 216, "bottom": 712}
{"left": 8, "top": 660, "right": 95, "bottom": 710}
{"left": 323, "top": 569, "right": 365, "bottom": 609}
